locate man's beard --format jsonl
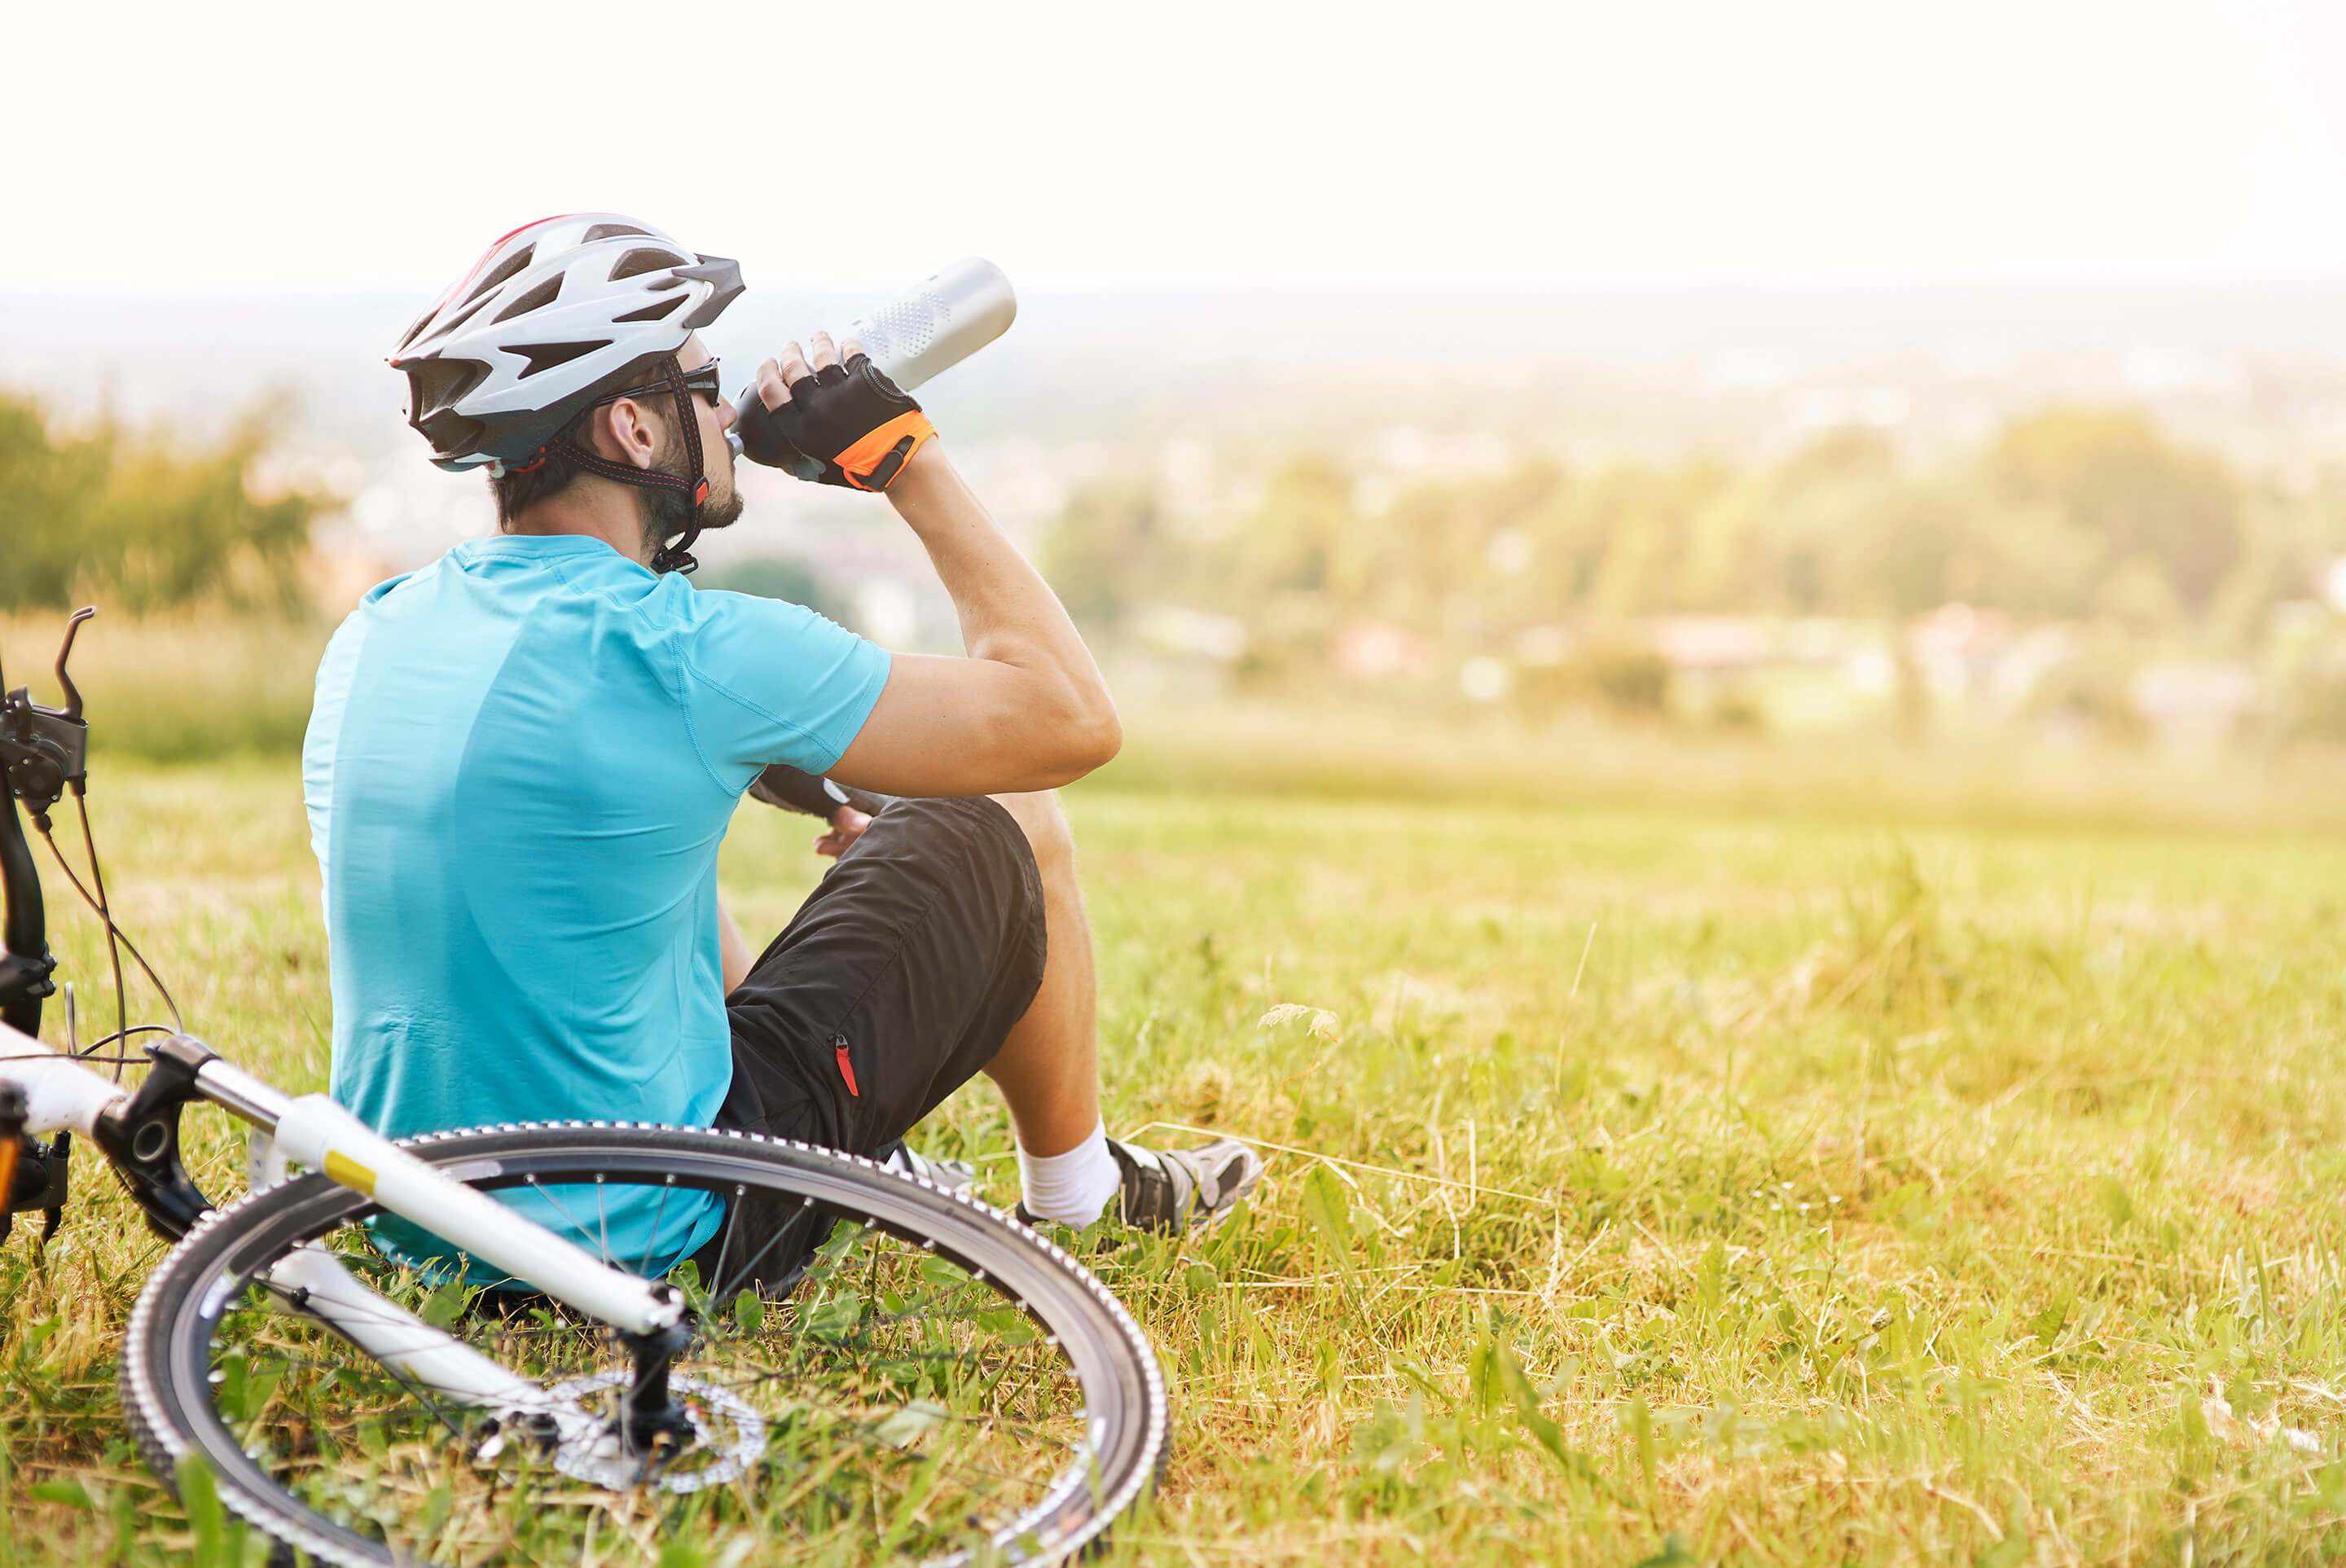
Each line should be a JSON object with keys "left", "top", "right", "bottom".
{"left": 641, "top": 473, "right": 745, "bottom": 551}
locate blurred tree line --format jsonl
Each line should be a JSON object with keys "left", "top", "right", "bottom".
{"left": 1043, "top": 408, "right": 2346, "bottom": 657}
{"left": 0, "top": 393, "right": 324, "bottom": 614}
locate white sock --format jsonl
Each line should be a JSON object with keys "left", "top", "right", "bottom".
{"left": 1017, "top": 1118, "right": 1120, "bottom": 1227}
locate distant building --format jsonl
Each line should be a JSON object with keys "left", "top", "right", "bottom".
{"left": 2130, "top": 663, "right": 2261, "bottom": 749}
{"left": 1329, "top": 622, "right": 1434, "bottom": 679}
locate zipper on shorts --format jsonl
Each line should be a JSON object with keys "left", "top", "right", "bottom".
{"left": 833, "top": 1034, "right": 859, "bottom": 1098}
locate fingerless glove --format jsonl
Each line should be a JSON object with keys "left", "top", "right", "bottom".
{"left": 735, "top": 354, "right": 936, "bottom": 492}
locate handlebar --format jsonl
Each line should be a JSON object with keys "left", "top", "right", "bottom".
{"left": 0, "top": 608, "right": 95, "bottom": 1041}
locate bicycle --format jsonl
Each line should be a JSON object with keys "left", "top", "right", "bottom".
{"left": 0, "top": 610, "right": 1168, "bottom": 1566}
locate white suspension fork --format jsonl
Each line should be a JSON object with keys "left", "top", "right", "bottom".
{"left": 239, "top": 1132, "right": 589, "bottom": 1432}
{"left": 257, "top": 1242, "right": 604, "bottom": 1444}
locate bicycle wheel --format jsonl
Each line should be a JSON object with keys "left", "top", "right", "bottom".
{"left": 121, "top": 1122, "right": 1168, "bottom": 1566}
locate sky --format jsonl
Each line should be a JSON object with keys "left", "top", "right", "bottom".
{"left": 8, "top": 0, "right": 2346, "bottom": 296}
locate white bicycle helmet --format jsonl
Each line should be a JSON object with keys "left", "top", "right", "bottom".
{"left": 391, "top": 213, "right": 744, "bottom": 472}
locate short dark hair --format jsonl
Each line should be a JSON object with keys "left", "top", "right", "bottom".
{"left": 489, "top": 348, "right": 680, "bottom": 529}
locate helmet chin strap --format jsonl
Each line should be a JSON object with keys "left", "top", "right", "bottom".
{"left": 548, "top": 355, "right": 711, "bottom": 574}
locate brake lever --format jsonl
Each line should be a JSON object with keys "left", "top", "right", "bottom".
{"left": 1, "top": 607, "right": 94, "bottom": 818}
{"left": 53, "top": 607, "right": 92, "bottom": 723}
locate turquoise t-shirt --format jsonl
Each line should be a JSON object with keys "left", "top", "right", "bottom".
{"left": 302, "top": 534, "right": 891, "bottom": 1278}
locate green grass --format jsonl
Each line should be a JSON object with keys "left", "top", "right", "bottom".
{"left": 7, "top": 760, "right": 2346, "bottom": 1562}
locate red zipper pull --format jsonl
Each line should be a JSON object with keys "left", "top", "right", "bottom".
{"left": 833, "top": 1034, "right": 859, "bottom": 1098}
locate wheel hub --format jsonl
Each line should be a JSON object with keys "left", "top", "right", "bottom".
{"left": 538, "top": 1371, "right": 767, "bottom": 1493}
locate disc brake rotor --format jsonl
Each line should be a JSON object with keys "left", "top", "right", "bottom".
{"left": 485, "top": 1372, "right": 768, "bottom": 1495}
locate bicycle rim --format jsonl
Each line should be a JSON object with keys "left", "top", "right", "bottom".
{"left": 121, "top": 1122, "right": 1167, "bottom": 1566}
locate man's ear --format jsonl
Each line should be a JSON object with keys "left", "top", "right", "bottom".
{"left": 587, "top": 398, "right": 662, "bottom": 471}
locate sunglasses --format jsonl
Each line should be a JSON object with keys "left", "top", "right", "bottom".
{"left": 592, "top": 358, "right": 724, "bottom": 411}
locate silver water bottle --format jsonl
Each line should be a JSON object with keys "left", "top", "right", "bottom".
{"left": 729, "top": 257, "right": 1017, "bottom": 450}
{"left": 844, "top": 256, "right": 1017, "bottom": 391}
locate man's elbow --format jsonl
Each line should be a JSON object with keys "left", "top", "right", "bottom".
{"left": 1039, "top": 695, "right": 1122, "bottom": 784}
{"left": 1074, "top": 704, "right": 1123, "bottom": 773}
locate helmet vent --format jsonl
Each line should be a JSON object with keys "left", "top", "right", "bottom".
{"left": 461, "top": 245, "right": 535, "bottom": 309}
{"left": 609, "top": 247, "right": 688, "bottom": 281}
{"left": 428, "top": 289, "right": 498, "bottom": 342}
{"left": 612, "top": 295, "right": 686, "bottom": 324}
{"left": 493, "top": 276, "right": 563, "bottom": 323}
{"left": 503, "top": 340, "right": 612, "bottom": 380}
{"left": 582, "top": 222, "right": 653, "bottom": 244}
{"left": 402, "top": 356, "right": 490, "bottom": 415}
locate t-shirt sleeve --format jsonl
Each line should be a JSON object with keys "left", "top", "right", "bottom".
{"left": 675, "top": 589, "right": 892, "bottom": 790}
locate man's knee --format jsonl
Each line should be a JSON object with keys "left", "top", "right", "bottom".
{"left": 988, "top": 790, "right": 1075, "bottom": 877}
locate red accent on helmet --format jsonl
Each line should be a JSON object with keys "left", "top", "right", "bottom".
{"left": 485, "top": 213, "right": 573, "bottom": 252}
{"left": 419, "top": 214, "right": 579, "bottom": 324}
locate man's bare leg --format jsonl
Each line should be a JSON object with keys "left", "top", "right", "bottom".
{"left": 980, "top": 790, "right": 1102, "bottom": 1157}
{"left": 782, "top": 788, "right": 1256, "bottom": 1232}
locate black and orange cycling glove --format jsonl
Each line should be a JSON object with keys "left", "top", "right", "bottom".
{"left": 735, "top": 354, "right": 936, "bottom": 492}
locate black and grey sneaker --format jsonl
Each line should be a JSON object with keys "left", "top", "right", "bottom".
{"left": 1016, "top": 1135, "right": 1264, "bottom": 1236}
{"left": 1107, "top": 1135, "right": 1264, "bottom": 1233}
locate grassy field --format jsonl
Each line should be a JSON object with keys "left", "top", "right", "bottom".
{"left": 4, "top": 759, "right": 2346, "bottom": 1562}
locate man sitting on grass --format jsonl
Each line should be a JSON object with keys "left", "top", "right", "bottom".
{"left": 302, "top": 214, "right": 1259, "bottom": 1271}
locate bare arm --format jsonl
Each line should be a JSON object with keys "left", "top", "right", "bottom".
{"left": 754, "top": 335, "right": 1121, "bottom": 797}
{"left": 833, "top": 448, "right": 1118, "bottom": 793}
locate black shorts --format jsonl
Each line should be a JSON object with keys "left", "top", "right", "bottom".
{"left": 714, "top": 794, "right": 1047, "bottom": 1157}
